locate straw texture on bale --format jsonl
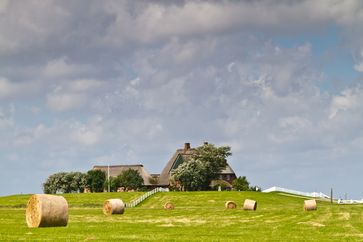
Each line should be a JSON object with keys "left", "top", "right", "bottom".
{"left": 243, "top": 199, "right": 257, "bottom": 210}
{"left": 304, "top": 199, "right": 317, "bottom": 211}
{"left": 164, "top": 202, "right": 175, "bottom": 210}
{"left": 26, "top": 194, "right": 68, "bottom": 228}
{"left": 225, "top": 201, "right": 237, "bottom": 209}
{"left": 103, "top": 199, "right": 125, "bottom": 215}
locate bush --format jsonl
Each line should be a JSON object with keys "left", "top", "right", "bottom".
{"left": 232, "top": 176, "right": 260, "bottom": 191}
{"left": 232, "top": 176, "right": 250, "bottom": 191}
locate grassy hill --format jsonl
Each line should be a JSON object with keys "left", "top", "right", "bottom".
{"left": 0, "top": 191, "right": 362, "bottom": 241}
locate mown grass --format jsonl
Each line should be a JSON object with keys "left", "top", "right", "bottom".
{"left": 0, "top": 192, "right": 142, "bottom": 208}
{"left": 0, "top": 191, "right": 362, "bottom": 241}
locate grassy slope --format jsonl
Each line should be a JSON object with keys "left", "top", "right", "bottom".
{"left": 0, "top": 191, "right": 362, "bottom": 241}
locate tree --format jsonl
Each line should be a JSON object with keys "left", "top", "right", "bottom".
{"left": 69, "top": 172, "right": 87, "bottom": 193}
{"left": 103, "top": 176, "right": 119, "bottom": 192}
{"left": 114, "top": 169, "right": 144, "bottom": 190}
{"left": 232, "top": 176, "right": 250, "bottom": 191}
{"left": 171, "top": 159, "right": 207, "bottom": 191}
{"left": 172, "top": 143, "right": 231, "bottom": 191}
{"left": 43, "top": 172, "right": 66, "bottom": 194}
{"left": 43, "top": 172, "right": 87, "bottom": 194}
{"left": 86, "top": 169, "right": 106, "bottom": 192}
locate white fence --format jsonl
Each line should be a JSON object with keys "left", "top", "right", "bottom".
{"left": 263, "top": 186, "right": 363, "bottom": 204}
{"left": 262, "top": 186, "right": 329, "bottom": 199}
{"left": 337, "top": 199, "right": 363, "bottom": 204}
{"left": 125, "top": 187, "right": 169, "bottom": 208}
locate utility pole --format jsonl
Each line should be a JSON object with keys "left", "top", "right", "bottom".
{"left": 330, "top": 188, "right": 333, "bottom": 204}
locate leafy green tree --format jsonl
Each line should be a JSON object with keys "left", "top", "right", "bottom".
{"left": 86, "top": 169, "right": 106, "bottom": 192}
{"left": 43, "top": 172, "right": 66, "bottom": 194}
{"left": 232, "top": 176, "right": 250, "bottom": 191}
{"left": 114, "top": 169, "right": 144, "bottom": 190}
{"left": 171, "top": 159, "right": 207, "bottom": 191}
{"left": 172, "top": 143, "right": 232, "bottom": 191}
{"left": 69, "top": 172, "right": 87, "bottom": 193}
{"left": 43, "top": 172, "right": 87, "bottom": 194}
{"left": 103, "top": 176, "right": 119, "bottom": 192}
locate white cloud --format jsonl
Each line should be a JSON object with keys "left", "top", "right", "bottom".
{"left": 101, "top": 1, "right": 363, "bottom": 49}
{"left": 0, "top": 1, "right": 362, "bottom": 56}
{"left": 329, "top": 89, "right": 357, "bottom": 119}
{"left": 354, "top": 50, "right": 363, "bottom": 72}
{"left": 0, "top": 1, "right": 70, "bottom": 54}
{"left": 0, "top": 0, "right": 8, "bottom": 13}
{"left": 354, "top": 61, "right": 363, "bottom": 72}
{"left": 0, "top": 107, "right": 14, "bottom": 130}
{"left": 0, "top": 77, "right": 41, "bottom": 99}
{"left": 279, "top": 116, "right": 311, "bottom": 132}
{"left": 67, "top": 79, "right": 102, "bottom": 92}
{"left": 47, "top": 92, "right": 87, "bottom": 111}
{"left": 142, "top": 77, "right": 187, "bottom": 111}
{"left": 46, "top": 79, "right": 103, "bottom": 111}
{"left": 43, "top": 57, "right": 81, "bottom": 78}
{"left": 71, "top": 128, "right": 99, "bottom": 146}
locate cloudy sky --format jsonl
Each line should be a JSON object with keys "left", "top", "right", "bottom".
{"left": 1, "top": 0, "right": 363, "bottom": 198}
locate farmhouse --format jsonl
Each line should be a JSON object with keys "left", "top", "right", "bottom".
{"left": 158, "top": 143, "right": 237, "bottom": 187}
{"left": 92, "top": 142, "right": 237, "bottom": 188}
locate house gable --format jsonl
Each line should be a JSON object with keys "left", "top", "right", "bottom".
{"left": 171, "top": 154, "right": 184, "bottom": 170}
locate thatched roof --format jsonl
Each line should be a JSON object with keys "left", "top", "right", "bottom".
{"left": 93, "top": 164, "right": 153, "bottom": 186}
{"left": 158, "top": 143, "right": 236, "bottom": 186}
{"left": 159, "top": 148, "right": 196, "bottom": 186}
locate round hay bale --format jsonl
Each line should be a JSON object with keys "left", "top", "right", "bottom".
{"left": 164, "top": 202, "right": 175, "bottom": 210}
{"left": 26, "top": 194, "right": 68, "bottom": 228}
{"left": 225, "top": 201, "right": 237, "bottom": 209}
{"left": 103, "top": 199, "right": 125, "bottom": 215}
{"left": 304, "top": 199, "right": 317, "bottom": 211}
{"left": 243, "top": 199, "right": 257, "bottom": 211}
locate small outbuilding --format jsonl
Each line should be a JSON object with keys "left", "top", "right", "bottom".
{"left": 93, "top": 164, "right": 154, "bottom": 186}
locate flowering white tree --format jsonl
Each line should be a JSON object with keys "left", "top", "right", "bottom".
{"left": 43, "top": 172, "right": 87, "bottom": 194}
{"left": 171, "top": 143, "right": 231, "bottom": 191}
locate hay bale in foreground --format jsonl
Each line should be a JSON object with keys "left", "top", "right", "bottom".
{"left": 225, "top": 201, "right": 237, "bottom": 209}
{"left": 164, "top": 202, "right": 175, "bottom": 210}
{"left": 243, "top": 199, "right": 257, "bottom": 211}
{"left": 304, "top": 199, "right": 317, "bottom": 211}
{"left": 103, "top": 199, "right": 125, "bottom": 215}
{"left": 26, "top": 194, "right": 68, "bottom": 228}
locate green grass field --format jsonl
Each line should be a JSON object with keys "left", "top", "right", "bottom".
{"left": 0, "top": 191, "right": 362, "bottom": 241}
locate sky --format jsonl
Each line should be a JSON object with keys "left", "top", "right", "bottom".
{"left": 1, "top": 0, "right": 363, "bottom": 198}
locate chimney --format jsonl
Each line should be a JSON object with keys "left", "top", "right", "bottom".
{"left": 184, "top": 143, "right": 191, "bottom": 152}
